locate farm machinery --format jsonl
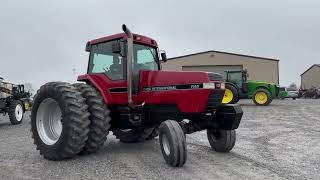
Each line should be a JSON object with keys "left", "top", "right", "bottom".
{"left": 222, "top": 70, "right": 280, "bottom": 106}
{"left": 31, "top": 25, "right": 243, "bottom": 167}
{"left": 0, "top": 77, "right": 32, "bottom": 124}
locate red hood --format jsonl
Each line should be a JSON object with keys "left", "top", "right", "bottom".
{"left": 139, "top": 70, "right": 212, "bottom": 87}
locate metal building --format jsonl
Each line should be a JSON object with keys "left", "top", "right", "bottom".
{"left": 162, "top": 50, "right": 280, "bottom": 84}
{"left": 301, "top": 64, "right": 320, "bottom": 90}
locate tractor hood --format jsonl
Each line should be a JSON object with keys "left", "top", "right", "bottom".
{"left": 139, "top": 70, "right": 223, "bottom": 90}
{"left": 248, "top": 80, "right": 276, "bottom": 86}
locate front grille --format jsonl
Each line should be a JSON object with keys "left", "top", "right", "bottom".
{"left": 207, "top": 90, "right": 225, "bottom": 109}
{"left": 208, "top": 73, "right": 223, "bottom": 81}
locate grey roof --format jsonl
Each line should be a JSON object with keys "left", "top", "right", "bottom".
{"left": 168, "top": 50, "right": 279, "bottom": 62}
{"left": 301, "top": 64, "right": 320, "bottom": 76}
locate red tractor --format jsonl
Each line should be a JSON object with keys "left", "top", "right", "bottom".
{"left": 31, "top": 25, "right": 243, "bottom": 167}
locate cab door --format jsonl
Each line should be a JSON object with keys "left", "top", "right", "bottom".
{"left": 131, "top": 44, "right": 159, "bottom": 103}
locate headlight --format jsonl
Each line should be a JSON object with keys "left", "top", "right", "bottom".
{"left": 203, "top": 83, "right": 215, "bottom": 89}
{"left": 220, "top": 82, "right": 225, "bottom": 89}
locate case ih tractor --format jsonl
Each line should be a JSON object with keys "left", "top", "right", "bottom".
{"left": 222, "top": 70, "right": 279, "bottom": 106}
{"left": 0, "top": 77, "right": 32, "bottom": 124}
{"left": 31, "top": 25, "right": 243, "bottom": 167}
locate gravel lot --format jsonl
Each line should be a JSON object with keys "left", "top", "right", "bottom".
{"left": 0, "top": 99, "right": 319, "bottom": 180}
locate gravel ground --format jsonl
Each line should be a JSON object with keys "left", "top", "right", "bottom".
{"left": 0, "top": 99, "right": 319, "bottom": 180}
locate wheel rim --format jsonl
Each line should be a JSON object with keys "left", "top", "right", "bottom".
{"left": 222, "top": 88, "right": 234, "bottom": 104}
{"left": 162, "top": 134, "right": 170, "bottom": 156}
{"left": 36, "top": 98, "right": 62, "bottom": 145}
{"left": 15, "top": 104, "right": 23, "bottom": 121}
{"left": 255, "top": 92, "right": 268, "bottom": 104}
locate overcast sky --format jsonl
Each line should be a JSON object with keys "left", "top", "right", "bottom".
{"left": 0, "top": 0, "right": 319, "bottom": 92}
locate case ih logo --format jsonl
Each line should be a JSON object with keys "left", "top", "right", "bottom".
{"left": 144, "top": 86, "right": 177, "bottom": 91}
{"left": 143, "top": 84, "right": 203, "bottom": 92}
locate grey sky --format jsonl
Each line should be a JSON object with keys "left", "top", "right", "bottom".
{"left": 1, "top": 0, "right": 319, "bottom": 91}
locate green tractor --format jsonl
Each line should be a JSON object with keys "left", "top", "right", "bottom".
{"left": 222, "top": 70, "right": 279, "bottom": 106}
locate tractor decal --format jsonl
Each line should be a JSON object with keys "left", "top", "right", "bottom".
{"left": 143, "top": 83, "right": 202, "bottom": 91}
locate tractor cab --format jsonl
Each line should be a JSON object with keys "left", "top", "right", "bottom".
{"left": 225, "top": 70, "right": 249, "bottom": 93}
{"left": 85, "top": 33, "right": 165, "bottom": 96}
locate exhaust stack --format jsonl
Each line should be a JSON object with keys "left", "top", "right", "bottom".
{"left": 122, "top": 24, "right": 134, "bottom": 107}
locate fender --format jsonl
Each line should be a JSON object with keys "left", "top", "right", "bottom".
{"left": 77, "top": 74, "right": 117, "bottom": 104}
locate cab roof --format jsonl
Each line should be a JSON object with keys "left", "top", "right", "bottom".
{"left": 87, "top": 33, "right": 158, "bottom": 47}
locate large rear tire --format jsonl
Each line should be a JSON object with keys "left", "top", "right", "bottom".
{"left": 73, "top": 83, "right": 111, "bottom": 154}
{"left": 222, "top": 84, "right": 239, "bottom": 104}
{"left": 8, "top": 100, "right": 24, "bottom": 125}
{"left": 207, "top": 129, "right": 236, "bottom": 152}
{"left": 31, "top": 82, "right": 90, "bottom": 160}
{"left": 159, "top": 120, "right": 186, "bottom": 167}
{"left": 74, "top": 83, "right": 111, "bottom": 154}
{"left": 253, "top": 89, "right": 272, "bottom": 106}
{"left": 114, "top": 127, "right": 158, "bottom": 143}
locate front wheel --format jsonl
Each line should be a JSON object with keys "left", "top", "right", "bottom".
{"left": 253, "top": 89, "right": 272, "bottom": 106}
{"left": 159, "top": 120, "right": 186, "bottom": 167}
{"left": 207, "top": 129, "right": 236, "bottom": 152}
{"left": 8, "top": 100, "right": 24, "bottom": 125}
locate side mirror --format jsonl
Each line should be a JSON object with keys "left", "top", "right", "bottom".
{"left": 161, "top": 52, "right": 167, "bottom": 62}
{"left": 112, "top": 42, "right": 121, "bottom": 53}
{"left": 85, "top": 42, "right": 91, "bottom": 52}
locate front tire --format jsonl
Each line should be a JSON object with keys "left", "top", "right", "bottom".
{"left": 73, "top": 83, "right": 111, "bottom": 154}
{"left": 207, "top": 129, "right": 236, "bottom": 152}
{"left": 159, "top": 120, "right": 186, "bottom": 167}
{"left": 31, "top": 82, "right": 90, "bottom": 160}
{"left": 253, "top": 89, "right": 272, "bottom": 106}
{"left": 8, "top": 100, "right": 24, "bottom": 125}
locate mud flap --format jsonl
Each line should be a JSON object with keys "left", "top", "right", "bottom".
{"left": 215, "top": 104, "right": 243, "bottom": 130}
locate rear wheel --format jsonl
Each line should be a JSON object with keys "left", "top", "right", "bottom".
{"left": 253, "top": 89, "right": 272, "bottom": 106}
{"left": 31, "top": 82, "right": 90, "bottom": 160}
{"left": 222, "top": 84, "right": 239, "bottom": 104}
{"left": 73, "top": 83, "right": 111, "bottom": 154}
{"left": 159, "top": 120, "right": 186, "bottom": 167}
{"left": 8, "top": 100, "right": 24, "bottom": 125}
{"left": 207, "top": 129, "right": 236, "bottom": 152}
{"left": 114, "top": 127, "right": 158, "bottom": 143}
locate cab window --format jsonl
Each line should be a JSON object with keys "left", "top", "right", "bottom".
{"left": 229, "top": 72, "right": 243, "bottom": 87}
{"left": 88, "top": 40, "right": 124, "bottom": 80}
{"left": 133, "top": 44, "right": 158, "bottom": 72}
